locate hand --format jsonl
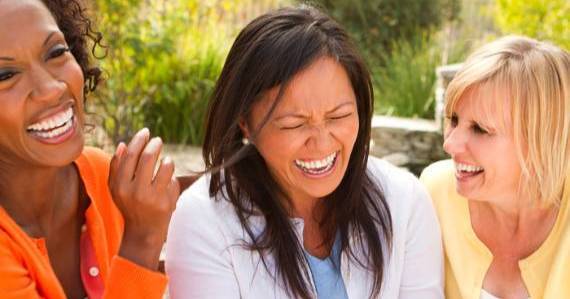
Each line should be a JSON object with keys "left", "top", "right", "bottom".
{"left": 108, "top": 128, "right": 180, "bottom": 270}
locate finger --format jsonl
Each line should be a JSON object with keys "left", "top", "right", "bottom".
{"left": 134, "top": 136, "right": 163, "bottom": 185}
{"left": 109, "top": 142, "right": 126, "bottom": 186}
{"left": 120, "top": 128, "right": 151, "bottom": 182}
{"left": 167, "top": 176, "right": 181, "bottom": 206}
{"left": 153, "top": 156, "right": 175, "bottom": 189}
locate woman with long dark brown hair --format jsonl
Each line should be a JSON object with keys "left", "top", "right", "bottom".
{"left": 166, "top": 6, "right": 443, "bottom": 299}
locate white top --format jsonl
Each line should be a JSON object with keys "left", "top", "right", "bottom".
{"left": 480, "top": 289, "right": 530, "bottom": 299}
{"left": 166, "top": 157, "right": 444, "bottom": 298}
{"left": 481, "top": 290, "right": 500, "bottom": 299}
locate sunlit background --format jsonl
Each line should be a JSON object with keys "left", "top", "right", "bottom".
{"left": 86, "top": 0, "right": 568, "bottom": 150}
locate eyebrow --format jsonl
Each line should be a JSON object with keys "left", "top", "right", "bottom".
{"left": 43, "top": 31, "right": 58, "bottom": 47}
{"left": 452, "top": 112, "right": 495, "bottom": 130}
{"left": 273, "top": 101, "right": 355, "bottom": 121}
{"left": 0, "top": 31, "right": 59, "bottom": 62}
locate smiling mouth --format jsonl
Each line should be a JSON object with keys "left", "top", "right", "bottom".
{"left": 27, "top": 106, "right": 75, "bottom": 140}
{"left": 454, "top": 162, "right": 484, "bottom": 179}
{"left": 294, "top": 152, "right": 338, "bottom": 175}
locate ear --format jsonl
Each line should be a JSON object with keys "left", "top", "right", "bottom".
{"left": 238, "top": 117, "right": 250, "bottom": 138}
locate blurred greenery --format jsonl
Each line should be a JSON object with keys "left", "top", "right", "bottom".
{"left": 494, "top": 0, "right": 569, "bottom": 50}
{"left": 305, "top": 0, "right": 461, "bottom": 118}
{"left": 88, "top": 0, "right": 567, "bottom": 145}
{"left": 372, "top": 34, "right": 439, "bottom": 118}
{"left": 91, "top": 0, "right": 283, "bottom": 145}
{"left": 306, "top": 0, "right": 459, "bottom": 61}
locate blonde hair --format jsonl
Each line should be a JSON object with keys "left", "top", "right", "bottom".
{"left": 445, "top": 35, "right": 570, "bottom": 206}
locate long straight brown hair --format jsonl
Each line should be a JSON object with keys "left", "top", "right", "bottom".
{"left": 202, "top": 6, "right": 393, "bottom": 298}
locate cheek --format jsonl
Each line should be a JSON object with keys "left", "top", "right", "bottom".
{"left": 64, "top": 60, "right": 85, "bottom": 102}
{"left": 333, "top": 117, "right": 359, "bottom": 148}
{"left": 255, "top": 129, "right": 303, "bottom": 170}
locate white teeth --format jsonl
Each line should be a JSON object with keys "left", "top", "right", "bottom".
{"left": 32, "top": 117, "right": 73, "bottom": 139}
{"left": 294, "top": 152, "right": 337, "bottom": 174}
{"left": 455, "top": 162, "right": 484, "bottom": 172}
{"left": 28, "top": 107, "right": 74, "bottom": 132}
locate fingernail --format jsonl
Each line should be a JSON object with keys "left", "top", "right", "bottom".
{"left": 163, "top": 156, "right": 172, "bottom": 164}
{"left": 148, "top": 137, "right": 162, "bottom": 150}
{"left": 138, "top": 127, "right": 150, "bottom": 137}
{"left": 115, "top": 143, "right": 125, "bottom": 156}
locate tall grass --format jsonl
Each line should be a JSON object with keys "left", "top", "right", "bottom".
{"left": 373, "top": 34, "right": 440, "bottom": 119}
{"left": 92, "top": 0, "right": 288, "bottom": 145}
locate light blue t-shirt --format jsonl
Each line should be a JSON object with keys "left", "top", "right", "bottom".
{"left": 303, "top": 233, "right": 349, "bottom": 299}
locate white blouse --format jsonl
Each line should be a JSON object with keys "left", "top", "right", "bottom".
{"left": 166, "top": 157, "right": 444, "bottom": 298}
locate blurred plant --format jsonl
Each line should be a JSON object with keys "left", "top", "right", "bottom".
{"left": 305, "top": 0, "right": 459, "bottom": 62}
{"left": 141, "top": 7, "right": 228, "bottom": 145}
{"left": 494, "top": 0, "right": 569, "bottom": 50}
{"left": 301, "top": 0, "right": 461, "bottom": 119}
{"left": 90, "top": 0, "right": 286, "bottom": 145}
{"left": 373, "top": 34, "right": 440, "bottom": 118}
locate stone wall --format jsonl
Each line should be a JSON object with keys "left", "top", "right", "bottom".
{"left": 370, "top": 116, "right": 448, "bottom": 176}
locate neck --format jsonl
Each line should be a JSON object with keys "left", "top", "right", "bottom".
{"left": 475, "top": 193, "right": 556, "bottom": 235}
{"left": 288, "top": 193, "right": 322, "bottom": 222}
{"left": 0, "top": 159, "right": 78, "bottom": 236}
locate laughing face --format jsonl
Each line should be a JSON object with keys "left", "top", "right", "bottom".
{"left": 443, "top": 86, "right": 522, "bottom": 202}
{"left": 0, "top": 0, "right": 85, "bottom": 168}
{"left": 243, "top": 56, "right": 359, "bottom": 205}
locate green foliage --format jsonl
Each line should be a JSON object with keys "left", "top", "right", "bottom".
{"left": 305, "top": 0, "right": 458, "bottom": 61}
{"left": 494, "top": 0, "right": 569, "bottom": 50}
{"left": 373, "top": 34, "right": 440, "bottom": 118}
{"left": 301, "top": 0, "right": 461, "bottom": 119}
{"left": 91, "top": 0, "right": 284, "bottom": 145}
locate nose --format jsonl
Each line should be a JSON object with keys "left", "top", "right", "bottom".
{"left": 306, "top": 123, "right": 333, "bottom": 151}
{"left": 443, "top": 126, "right": 468, "bottom": 156}
{"left": 29, "top": 64, "right": 66, "bottom": 103}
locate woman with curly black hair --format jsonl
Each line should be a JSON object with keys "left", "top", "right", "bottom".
{"left": 0, "top": 0, "right": 179, "bottom": 298}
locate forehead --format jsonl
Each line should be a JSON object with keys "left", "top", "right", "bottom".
{"left": 0, "top": 0, "right": 59, "bottom": 48}
{"left": 261, "top": 57, "right": 356, "bottom": 114}
{"left": 453, "top": 83, "right": 512, "bottom": 130}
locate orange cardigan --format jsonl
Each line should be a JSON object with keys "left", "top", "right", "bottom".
{"left": 0, "top": 147, "right": 168, "bottom": 298}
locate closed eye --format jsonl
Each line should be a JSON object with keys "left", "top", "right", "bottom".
{"left": 446, "top": 114, "right": 458, "bottom": 128}
{"left": 329, "top": 113, "right": 353, "bottom": 120}
{"left": 281, "top": 123, "right": 304, "bottom": 130}
{"left": 472, "top": 124, "right": 488, "bottom": 134}
{"left": 46, "top": 44, "right": 70, "bottom": 60}
{"left": 0, "top": 70, "right": 17, "bottom": 82}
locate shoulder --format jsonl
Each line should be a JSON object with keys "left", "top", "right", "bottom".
{"left": 76, "top": 146, "right": 111, "bottom": 171}
{"left": 419, "top": 159, "right": 457, "bottom": 208}
{"left": 419, "top": 159, "right": 454, "bottom": 190}
{"left": 74, "top": 146, "right": 111, "bottom": 188}
{"left": 367, "top": 156, "right": 420, "bottom": 190}
{"left": 366, "top": 156, "right": 440, "bottom": 240}
{"left": 169, "top": 175, "right": 244, "bottom": 244}
{"left": 366, "top": 156, "right": 430, "bottom": 213}
{"left": 175, "top": 175, "right": 236, "bottom": 222}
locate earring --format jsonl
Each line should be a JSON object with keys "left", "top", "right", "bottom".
{"left": 242, "top": 138, "right": 250, "bottom": 145}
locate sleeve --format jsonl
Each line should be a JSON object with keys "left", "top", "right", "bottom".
{"left": 398, "top": 179, "right": 444, "bottom": 299}
{"left": 102, "top": 256, "right": 168, "bottom": 299}
{"left": 0, "top": 234, "right": 43, "bottom": 299}
{"left": 165, "top": 192, "right": 240, "bottom": 299}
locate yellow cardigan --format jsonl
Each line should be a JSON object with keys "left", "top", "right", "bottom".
{"left": 420, "top": 160, "right": 570, "bottom": 299}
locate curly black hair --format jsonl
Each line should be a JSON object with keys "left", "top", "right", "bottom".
{"left": 41, "top": 0, "right": 104, "bottom": 94}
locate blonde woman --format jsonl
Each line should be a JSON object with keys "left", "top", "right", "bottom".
{"left": 421, "top": 36, "right": 570, "bottom": 299}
